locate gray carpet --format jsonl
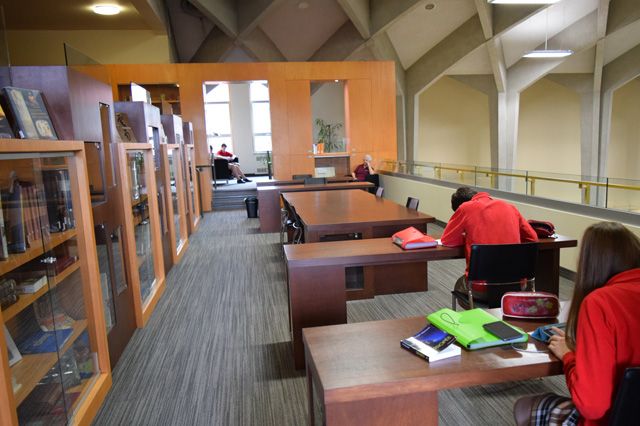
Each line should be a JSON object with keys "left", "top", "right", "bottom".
{"left": 92, "top": 211, "right": 571, "bottom": 426}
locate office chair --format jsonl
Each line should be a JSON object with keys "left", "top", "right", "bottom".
{"left": 375, "top": 187, "right": 384, "bottom": 197}
{"left": 304, "top": 177, "right": 327, "bottom": 185}
{"left": 292, "top": 174, "right": 312, "bottom": 180}
{"left": 451, "top": 243, "right": 538, "bottom": 310}
{"left": 609, "top": 367, "right": 640, "bottom": 426}
{"left": 406, "top": 197, "right": 419, "bottom": 210}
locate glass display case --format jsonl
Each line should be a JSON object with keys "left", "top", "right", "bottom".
{"left": 161, "top": 145, "right": 188, "bottom": 264}
{"left": 182, "top": 144, "right": 201, "bottom": 234}
{"left": 0, "top": 140, "right": 111, "bottom": 426}
{"left": 116, "top": 144, "right": 165, "bottom": 328}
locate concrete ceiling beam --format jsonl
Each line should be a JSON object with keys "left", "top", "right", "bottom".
{"left": 130, "top": 0, "right": 168, "bottom": 33}
{"left": 164, "top": 0, "right": 215, "bottom": 63}
{"left": 309, "top": 21, "right": 366, "bottom": 62}
{"left": 238, "top": 27, "right": 287, "bottom": 62}
{"left": 190, "top": 27, "right": 235, "bottom": 62}
{"left": 188, "top": 0, "right": 238, "bottom": 37}
{"left": 236, "top": 0, "right": 284, "bottom": 37}
{"left": 369, "top": 0, "right": 423, "bottom": 35}
{"left": 336, "top": 0, "right": 371, "bottom": 39}
{"left": 606, "top": 0, "right": 639, "bottom": 35}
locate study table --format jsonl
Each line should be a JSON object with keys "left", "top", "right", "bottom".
{"left": 285, "top": 235, "right": 577, "bottom": 369}
{"left": 258, "top": 181, "right": 374, "bottom": 232}
{"left": 281, "top": 190, "right": 435, "bottom": 243}
{"left": 256, "top": 176, "right": 356, "bottom": 187}
{"left": 303, "top": 305, "right": 569, "bottom": 425}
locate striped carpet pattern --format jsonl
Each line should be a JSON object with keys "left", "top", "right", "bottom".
{"left": 93, "top": 210, "right": 571, "bottom": 426}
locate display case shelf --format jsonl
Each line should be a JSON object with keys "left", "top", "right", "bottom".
{"left": 11, "top": 320, "right": 88, "bottom": 406}
{"left": 0, "top": 230, "right": 77, "bottom": 277}
{"left": 1, "top": 260, "right": 80, "bottom": 322}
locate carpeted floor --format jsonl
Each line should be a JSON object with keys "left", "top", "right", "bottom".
{"left": 92, "top": 210, "right": 571, "bottom": 426}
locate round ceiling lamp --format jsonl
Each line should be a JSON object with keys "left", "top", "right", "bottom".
{"left": 93, "top": 4, "right": 122, "bottom": 15}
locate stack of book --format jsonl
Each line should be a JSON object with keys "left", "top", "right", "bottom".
{"left": 0, "top": 278, "right": 18, "bottom": 309}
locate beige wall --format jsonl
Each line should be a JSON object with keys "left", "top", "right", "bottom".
{"left": 416, "top": 76, "right": 490, "bottom": 167}
{"left": 7, "top": 30, "right": 170, "bottom": 65}
{"left": 608, "top": 77, "right": 640, "bottom": 211}
{"left": 380, "top": 174, "right": 640, "bottom": 273}
{"left": 517, "top": 78, "right": 582, "bottom": 203}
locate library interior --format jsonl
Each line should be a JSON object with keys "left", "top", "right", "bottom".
{"left": 0, "top": 0, "right": 639, "bottom": 425}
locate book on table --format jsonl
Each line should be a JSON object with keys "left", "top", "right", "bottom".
{"left": 401, "top": 324, "right": 460, "bottom": 362}
{"left": 427, "top": 308, "right": 527, "bottom": 350}
{"left": 392, "top": 226, "right": 438, "bottom": 250}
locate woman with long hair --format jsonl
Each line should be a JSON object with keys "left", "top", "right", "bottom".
{"left": 514, "top": 222, "right": 640, "bottom": 426}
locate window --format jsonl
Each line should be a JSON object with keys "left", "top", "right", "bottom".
{"left": 250, "top": 81, "right": 272, "bottom": 152}
{"left": 203, "top": 83, "right": 232, "bottom": 154}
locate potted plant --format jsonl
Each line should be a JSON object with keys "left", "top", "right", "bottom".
{"left": 315, "top": 119, "right": 343, "bottom": 153}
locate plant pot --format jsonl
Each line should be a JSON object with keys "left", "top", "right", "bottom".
{"left": 317, "top": 142, "right": 324, "bottom": 154}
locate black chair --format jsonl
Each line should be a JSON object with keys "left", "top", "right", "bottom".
{"left": 365, "top": 174, "right": 380, "bottom": 194}
{"left": 280, "top": 203, "right": 303, "bottom": 249}
{"left": 451, "top": 243, "right": 538, "bottom": 310}
{"left": 406, "top": 197, "right": 419, "bottom": 210}
{"left": 212, "top": 159, "right": 232, "bottom": 187}
{"left": 375, "top": 187, "right": 384, "bottom": 197}
{"left": 304, "top": 177, "right": 327, "bottom": 185}
{"left": 609, "top": 367, "right": 640, "bottom": 426}
{"left": 292, "top": 174, "right": 312, "bottom": 180}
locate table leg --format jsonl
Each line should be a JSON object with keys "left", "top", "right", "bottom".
{"left": 289, "top": 265, "right": 346, "bottom": 369}
{"left": 324, "top": 390, "right": 439, "bottom": 425}
{"left": 535, "top": 248, "right": 561, "bottom": 294}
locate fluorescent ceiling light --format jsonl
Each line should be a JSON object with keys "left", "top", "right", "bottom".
{"left": 488, "top": 0, "right": 560, "bottom": 4}
{"left": 93, "top": 4, "right": 122, "bottom": 15}
{"left": 523, "top": 49, "right": 573, "bottom": 58}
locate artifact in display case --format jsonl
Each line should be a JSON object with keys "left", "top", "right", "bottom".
{"left": 0, "top": 140, "right": 111, "bottom": 426}
{"left": 0, "top": 87, "right": 58, "bottom": 140}
{"left": 161, "top": 145, "right": 188, "bottom": 265}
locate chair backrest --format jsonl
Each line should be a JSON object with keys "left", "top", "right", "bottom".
{"left": 609, "top": 367, "right": 640, "bottom": 426}
{"left": 375, "top": 187, "right": 384, "bottom": 197}
{"left": 304, "top": 177, "right": 327, "bottom": 185}
{"left": 468, "top": 243, "right": 537, "bottom": 283}
{"left": 468, "top": 243, "right": 538, "bottom": 308}
{"left": 406, "top": 197, "right": 419, "bottom": 210}
{"left": 292, "top": 174, "right": 312, "bottom": 180}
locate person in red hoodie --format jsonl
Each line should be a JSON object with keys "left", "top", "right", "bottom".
{"left": 514, "top": 222, "right": 640, "bottom": 426}
{"left": 440, "top": 187, "right": 538, "bottom": 304}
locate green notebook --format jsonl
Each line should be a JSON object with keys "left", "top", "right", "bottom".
{"left": 427, "top": 308, "right": 528, "bottom": 350}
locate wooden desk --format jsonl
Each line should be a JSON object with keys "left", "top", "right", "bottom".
{"left": 258, "top": 182, "right": 374, "bottom": 233}
{"left": 285, "top": 236, "right": 577, "bottom": 369}
{"left": 303, "top": 305, "right": 569, "bottom": 425}
{"left": 282, "top": 190, "right": 435, "bottom": 243}
{"left": 256, "top": 176, "right": 356, "bottom": 187}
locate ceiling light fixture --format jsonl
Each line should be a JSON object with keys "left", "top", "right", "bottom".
{"left": 425, "top": 3, "right": 435, "bottom": 10}
{"left": 488, "top": 0, "right": 560, "bottom": 4}
{"left": 523, "top": 8, "right": 573, "bottom": 59}
{"left": 93, "top": 4, "right": 122, "bottom": 15}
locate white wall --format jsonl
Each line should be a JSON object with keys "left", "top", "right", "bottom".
{"left": 416, "top": 76, "right": 491, "bottom": 166}
{"left": 380, "top": 174, "right": 640, "bottom": 272}
{"left": 228, "top": 83, "right": 261, "bottom": 174}
{"left": 311, "top": 82, "right": 345, "bottom": 147}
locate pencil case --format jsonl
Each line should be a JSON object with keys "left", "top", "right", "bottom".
{"left": 501, "top": 292, "right": 560, "bottom": 319}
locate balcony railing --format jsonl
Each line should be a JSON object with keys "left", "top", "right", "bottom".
{"left": 379, "top": 160, "right": 640, "bottom": 214}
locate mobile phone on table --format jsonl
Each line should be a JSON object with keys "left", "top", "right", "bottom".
{"left": 542, "top": 323, "right": 566, "bottom": 338}
{"left": 483, "top": 321, "right": 522, "bottom": 341}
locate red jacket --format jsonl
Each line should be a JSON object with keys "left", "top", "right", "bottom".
{"left": 562, "top": 268, "right": 640, "bottom": 425}
{"left": 440, "top": 192, "right": 538, "bottom": 274}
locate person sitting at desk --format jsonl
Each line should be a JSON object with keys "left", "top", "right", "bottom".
{"left": 514, "top": 222, "right": 640, "bottom": 426}
{"left": 351, "top": 154, "right": 376, "bottom": 181}
{"left": 214, "top": 143, "right": 251, "bottom": 184}
{"left": 440, "top": 187, "right": 538, "bottom": 302}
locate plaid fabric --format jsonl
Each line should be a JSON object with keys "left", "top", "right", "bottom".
{"left": 530, "top": 393, "right": 580, "bottom": 426}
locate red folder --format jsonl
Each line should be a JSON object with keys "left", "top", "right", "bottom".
{"left": 392, "top": 227, "right": 437, "bottom": 250}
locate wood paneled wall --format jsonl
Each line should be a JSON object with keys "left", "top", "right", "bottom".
{"left": 86, "top": 61, "right": 397, "bottom": 180}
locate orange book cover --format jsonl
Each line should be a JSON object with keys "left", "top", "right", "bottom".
{"left": 392, "top": 227, "right": 437, "bottom": 250}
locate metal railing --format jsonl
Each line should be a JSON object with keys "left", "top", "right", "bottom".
{"left": 379, "top": 160, "right": 640, "bottom": 213}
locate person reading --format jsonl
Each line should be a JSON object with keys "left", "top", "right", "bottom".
{"left": 351, "top": 154, "right": 376, "bottom": 181}
{"left": 514, "top": 222, "right": 640, "bottom": 426}
{"left": 214, "top": 143, "right": 251, "bottom": 184}
{"left": 440, "top": 187, "right": 538, "bottom": 303}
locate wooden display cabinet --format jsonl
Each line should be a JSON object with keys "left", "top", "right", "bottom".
{"left": 0, "top": 140, "right": 111, "bottom": 426}
{"left": 160, "top": 145, "right": 189, "bottom": 265}
{"left": 182, "top": 122, "right": 201, "bottom": 234}
{"left": 115, "top": 144, "right": 165, "bottom": 328}
{"left": 118, "top": 83, "right": 181, "bottom": 116}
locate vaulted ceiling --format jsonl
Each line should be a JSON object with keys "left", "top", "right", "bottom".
{"left": 4, "top": 0, "right": 640, "bottom": 85}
